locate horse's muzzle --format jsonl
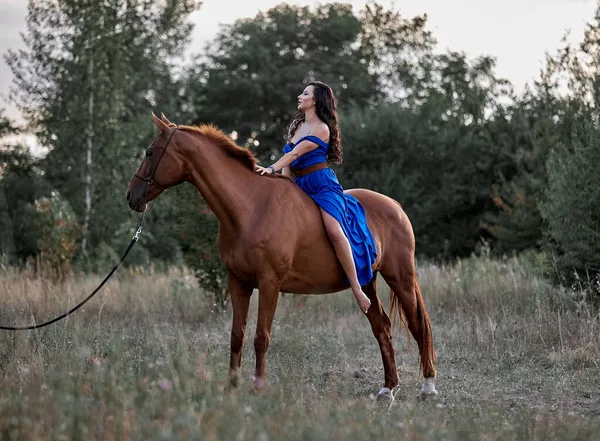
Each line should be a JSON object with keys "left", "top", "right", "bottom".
{"left": 126, "top": 189, "right": 146, "bottom": 213}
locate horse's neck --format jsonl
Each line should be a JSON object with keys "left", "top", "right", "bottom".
{"left": 185, "top": 137, "right": 261, "bottom": 233}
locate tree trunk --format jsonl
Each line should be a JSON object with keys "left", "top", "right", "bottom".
{"left": 81, "top": 55, "right": 94, "bottom": 256}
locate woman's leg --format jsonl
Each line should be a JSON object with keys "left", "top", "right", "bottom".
{"left": 320, "top": 208, "right": 371, "bottom": 313}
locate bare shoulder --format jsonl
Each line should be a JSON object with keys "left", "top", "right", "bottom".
{"left": 312, "top": 123, "right": 330, "bottom": 141}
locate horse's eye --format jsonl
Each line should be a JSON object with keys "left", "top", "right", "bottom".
{"left": 146, "top": 149, "right": 153, "bottom": 157}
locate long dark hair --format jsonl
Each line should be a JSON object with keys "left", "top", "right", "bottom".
{"left": 286, "top": 81, "right": 342, "bottom": 164}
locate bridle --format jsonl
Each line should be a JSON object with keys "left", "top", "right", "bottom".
{"left": 134, "top": 126, "right": 178, "bottom": 191}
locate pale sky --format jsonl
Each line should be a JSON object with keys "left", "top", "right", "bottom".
{"left": 0, "top": 0, "right": 597, "bottom": 124}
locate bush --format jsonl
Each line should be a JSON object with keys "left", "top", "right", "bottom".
{"left": 35, "top": 191, "right": 81, "bottom": 279}
{"left": 169, "top": 185, "right": 229, "bottom": 310}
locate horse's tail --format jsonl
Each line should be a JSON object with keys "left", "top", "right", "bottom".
{"left": 388, "top": 274, "right": 436, "bottom": 376}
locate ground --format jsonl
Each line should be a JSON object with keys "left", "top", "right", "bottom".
{"left": 0, "top": 255, "right": 598, "bottom": 440}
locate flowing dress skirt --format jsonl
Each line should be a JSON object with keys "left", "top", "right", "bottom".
{"left": 295, "top": 168, "right": 377, "bottom": 286}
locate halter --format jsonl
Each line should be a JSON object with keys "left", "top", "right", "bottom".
{"left": 134, "top": 126, "right": 178, "bottom": 190}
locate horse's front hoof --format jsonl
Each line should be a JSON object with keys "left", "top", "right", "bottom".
{"left": 376, "top": 387, "right": 395, "bottom": 403}
{"left": 419, "top": 378, "right": 438, "bottom": 400}
{"left": 228, "top": 371, "right": 241, "bottom": 389}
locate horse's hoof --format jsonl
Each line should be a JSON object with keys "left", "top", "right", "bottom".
{"left": 251, "top": 375, "right": 267, "bottom": 393}
{"left": 419, "top": 390, "right": 439, "bottom": 400}
{"left": 376, "top": 387, "right": 395, "bottom": 403}
{"left": 419, "top": 378, "right": 438, "bottom": 400}
{"left": 228, "top": 372, "right": 241, "bottom": 389}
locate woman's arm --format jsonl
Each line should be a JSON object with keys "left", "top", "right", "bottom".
{"left": 258, "top": 125, "right": 329, "bottom": 174}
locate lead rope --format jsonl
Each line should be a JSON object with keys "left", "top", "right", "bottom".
{"left": 0, "top": 198, "right": 157, "bottom": 331}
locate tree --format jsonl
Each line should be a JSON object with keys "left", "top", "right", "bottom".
{"left": 0, "top": 110, "right": 47, "bottom": 264}
{"left": 537, "top": 4, "right": 600, "bottom": 289}
{"left": 4, "top": 0, "right": 200, "bottom": 267}
{"left": 184, "top": 2, "right": 380, "bottom": 162}
{"left": 480, "top": 89, "right": 561, "bottom": 254}
{"left": 339, "top": 51, "right": 513, "bottom": 259}
{"left": 541, "top": 120, "right": 600, "bottom": 282}
{"left": 358, "top": 1, "right": 436, "bottom": 103}
{"left": 184, "top": 2, "right": 446, "bottom": 163}
{"left": 484, "top": 3, "right": 600, "bottom": 261}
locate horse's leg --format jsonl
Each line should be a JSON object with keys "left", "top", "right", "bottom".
{"left": 380, "top": 256, "right": 438, "bottom": 398}
{"left": 227, "top": 272, "right": 252, "bottom": 388}
{"left": 363, "top": 276, "right": 399, "bottom": 400}
{"left": 251, "top": 279, "right": 280, "bottom": 391}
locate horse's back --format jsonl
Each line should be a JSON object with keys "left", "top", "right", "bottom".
{"left": 347, "top": 188, "right": 416, "bottom": 260}
{"left": 346, "top": 188, "right": 409, "bottom": 224}
{"left": 272, "top": 183, "right": 415, "bottom": 294}
{"left": 275, "top": 179, "right": 411, "bottom": 237}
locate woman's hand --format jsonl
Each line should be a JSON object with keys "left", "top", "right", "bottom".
{"left": 256, "top": 165, "right": 274, "bottom": 175}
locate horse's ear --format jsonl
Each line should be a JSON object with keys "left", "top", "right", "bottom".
{"left": 152, "top": 112, "right": 169, "bottom": 133}
{"left": 161, "top": 113, "right": 175, "bottom": 127}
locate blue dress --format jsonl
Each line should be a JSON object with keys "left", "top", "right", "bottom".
{"left": 283, "top": 135, "right": 377, "bottom": 286}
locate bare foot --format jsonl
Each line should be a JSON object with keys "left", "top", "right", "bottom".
{"left": 354, "top": 289, "right": 371, "bottom": 314}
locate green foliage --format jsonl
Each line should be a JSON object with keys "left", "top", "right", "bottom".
{"left": 4, "top": 0, "right": 200, "bottom": 266}
{"left": 0, "top": 112, "right": 48, "bottom": 264}
{"left": 339, "top": 51, "right": 512, "bottom": 258}
{"left": 524, "top": 4, "right": 600, "bottom": 298}
{"left": 3, "top": 0, "right": 600, "bottom": 302}
{"left": 0, "top": 110, "right": 19, "bottom": 138}
{"left": 540, "top": 120, "right": 600, "bottom": 294}
{"left": 34, "top": 191, "right": 81, "bottom": 279}
{"left": 168, "top": 185, "right": 228, "bottom": 308}
{"left": 358, "top": 1, "right": 436, "bottom": 102}
{"left": 479, "top": 91, "right": 559, "bottom": 254}
{"left": 184, "top": 2, "right": 383, "bottom": 161}
{"left": 482, "top": 3, "right": 600, "bottom": 256}
{"left": 0, "top": 180, "right": 43, "bottom": 265}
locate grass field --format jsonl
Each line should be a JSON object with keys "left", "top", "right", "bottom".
{"left": 0, "top": 255, "right": 598, "bottom": 440}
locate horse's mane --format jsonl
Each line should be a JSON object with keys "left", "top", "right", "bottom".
{"left": 179, "top": 124, "right": 257, "bottom": 171}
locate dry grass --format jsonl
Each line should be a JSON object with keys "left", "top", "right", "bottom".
{"left": 0, "top": 256, "right": 598, "bottom": 440}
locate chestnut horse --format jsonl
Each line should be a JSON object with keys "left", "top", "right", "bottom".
{"left": 126, "top": 114, "right": 438, "bottom": 399}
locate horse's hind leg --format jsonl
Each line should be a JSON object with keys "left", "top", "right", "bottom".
{"left": 363, "top": 276, "right": 399, "bottom": 399}
{"left": 380, "top": 256, "right": 438, "bottom": 397}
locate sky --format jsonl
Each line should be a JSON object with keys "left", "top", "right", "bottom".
{"left": 0, "top": 0, "right": 598, "bottom": 125}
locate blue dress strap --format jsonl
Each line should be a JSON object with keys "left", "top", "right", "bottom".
{"left": 292, "top": 135, "right": 329, "bottom": 149}
{"left": 283, "top": 135, "right": 328, "bottom": 154}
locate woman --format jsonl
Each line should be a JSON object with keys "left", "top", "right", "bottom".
{"left": 256, "top": 81, "right": 377, "bottom": 314}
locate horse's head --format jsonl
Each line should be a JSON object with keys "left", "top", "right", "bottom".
{"left": 126, "top": 113, "right": 187, "bottom": 212}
